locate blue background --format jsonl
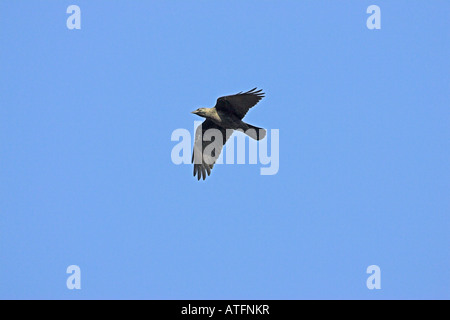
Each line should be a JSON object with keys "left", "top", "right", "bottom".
{"left": 1, "top": 1, "right": 449, "bottom": 299}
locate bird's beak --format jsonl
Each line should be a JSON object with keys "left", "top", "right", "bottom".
{"left": 191, "top": 110, "right": 197, "bottom": 114}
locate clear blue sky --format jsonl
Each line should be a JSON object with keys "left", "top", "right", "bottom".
{"left": 1, "top": 1, "right": 449, "bottom": 299}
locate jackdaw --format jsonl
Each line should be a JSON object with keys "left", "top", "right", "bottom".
{"left": 191, "top": 88, "right": 266, "bottom": 180}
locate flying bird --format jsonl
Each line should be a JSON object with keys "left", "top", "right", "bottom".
{"left": 191, "top": 88, "right": 266, "bottom": 180}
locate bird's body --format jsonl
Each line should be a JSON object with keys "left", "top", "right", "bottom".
{"left": 197, "top": 108, "right": 247, "bottom": 130}
{"left": 191, "top": 88, "right": 266, "bottom": 180}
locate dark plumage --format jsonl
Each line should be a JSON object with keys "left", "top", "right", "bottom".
{"left": 191, "top": 88, "right": 266, "bottom": 180}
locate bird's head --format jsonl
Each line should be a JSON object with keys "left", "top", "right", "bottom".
{"left": 191, "top": 108, "right": 209, "bottom": 118}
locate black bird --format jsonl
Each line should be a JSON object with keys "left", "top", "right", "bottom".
{"left": 191, "top": 88, "right": 266, "bottom": 180}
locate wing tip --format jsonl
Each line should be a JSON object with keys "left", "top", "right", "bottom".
{"left": 245, "top": 87, "right": 265, "bottom": 98}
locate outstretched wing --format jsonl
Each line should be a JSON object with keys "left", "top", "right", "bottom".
{"left": 192, "top": 119, "right": 233, "bottom": 181}
{"left": 214, "top": 88, "right": 265, "bottom": 119}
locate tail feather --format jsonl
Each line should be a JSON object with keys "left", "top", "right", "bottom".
{"left": 243, "top": 123, "right": 267, "bottom": 140}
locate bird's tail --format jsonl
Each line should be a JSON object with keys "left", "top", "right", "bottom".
{"left": 243, "top": 123, "right": 267, "bottom": 141}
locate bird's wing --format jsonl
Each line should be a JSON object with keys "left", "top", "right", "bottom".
{"left": 214, "top": 88, "right": 265, "bottom": 119}
{"left": 192, "top": 119, "right": 233, "bottom": 180}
